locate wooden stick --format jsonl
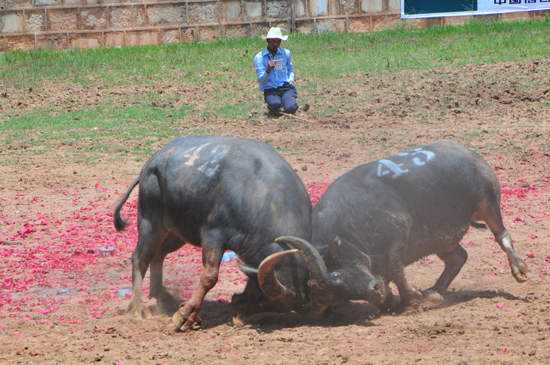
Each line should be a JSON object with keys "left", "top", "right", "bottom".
{"left": 279, "top": 112, "right": 316, "bottom": 124}
{"left": 0, "top": 240, "right": 23, "bottom": 245}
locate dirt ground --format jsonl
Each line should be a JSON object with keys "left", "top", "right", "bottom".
{"left": 1, "top": 59, "right": 550, "bottom": 364}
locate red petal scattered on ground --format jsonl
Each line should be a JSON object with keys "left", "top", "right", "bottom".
{"left": 0, "top": 178, "right": 546, "bottom": 324}
{"left": 0, "top": 183, "right": 332, "bottom": 320}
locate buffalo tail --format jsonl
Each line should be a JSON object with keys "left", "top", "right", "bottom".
{"left": 113, "top": 177, "right": 140, "bottom": 231}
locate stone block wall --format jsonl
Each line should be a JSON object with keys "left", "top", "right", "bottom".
{"left": 0, "top": 0, "right": 403, "bottom": 50}
{"left": 1, "top": 0, "right": 549, "bottom": 50}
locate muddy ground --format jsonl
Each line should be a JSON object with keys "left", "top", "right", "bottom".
{"left": 1, "top": 59, "right": 550, "bottom": 364}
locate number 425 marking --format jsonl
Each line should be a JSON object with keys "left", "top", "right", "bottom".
{"left": 377, "top": 148, "right": 435, "bottom": 179}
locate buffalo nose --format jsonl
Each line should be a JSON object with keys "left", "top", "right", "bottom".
{"left": 369, "top": 281, "right": 386, "bottom": 305}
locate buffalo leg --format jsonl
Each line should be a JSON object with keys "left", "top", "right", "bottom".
{"left": 495, "top": 229, "right": 530, "bottom": 282}
{"left": 392, "top": 267, "right": 420, "bottom": 311}
{"left": 387, "top": 242, "right": 419, "bottom": 311}
{"left": 428, "top": 244, "right": 468, "bottom": 294}
{"left": 476, "top": 202, "right": 530, "bottom": 282}
{"left": 173, "top": 229, "right": 224, "bottom": 332}
{"left": 128, "top": 219, "right": 168, "bottom": 320}
{"left": 148, "top": 233, "right": 186, "bottom": 315}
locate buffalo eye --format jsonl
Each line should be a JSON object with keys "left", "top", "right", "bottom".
{"left": 331, "top": 272, "right": 342, "bottom": 284}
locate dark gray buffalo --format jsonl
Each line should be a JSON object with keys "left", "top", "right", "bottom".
{"left": 114, "top": 135, "right": 346, "bottom": 331}
{"left": 277, "top": 141, "right": 530, "bottom": 312}
{"left": 113, "top": 136, "right": 313, "bottom": 329}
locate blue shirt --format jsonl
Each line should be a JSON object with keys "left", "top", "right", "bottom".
{"left": 254, "top": 47, "right": 295, "bottom": 91}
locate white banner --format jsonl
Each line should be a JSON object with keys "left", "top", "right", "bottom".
{"left": 402, "top": 0, "right": 550, "bottom": 19}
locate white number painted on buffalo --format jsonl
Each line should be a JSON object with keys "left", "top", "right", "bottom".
{"left": 197, "top": 145, "right": 231, "bottom": 178}
{"left": 377, "top": 148, "right": 435, "bottom": 179}
{"left": 181, "top": 143, "right": 231, "bottom": 178}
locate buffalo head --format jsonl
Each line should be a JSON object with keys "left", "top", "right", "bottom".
{"left": 234, "top": 236, "right": 387, "bottom": 316}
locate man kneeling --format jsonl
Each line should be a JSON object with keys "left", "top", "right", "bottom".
{"left": 254, "top": 27, "right": 298, "bottom": 115}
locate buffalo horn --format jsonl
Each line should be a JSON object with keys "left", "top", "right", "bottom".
{"left": 275, "top": 236, "right": 329, "bottom": 282}
{"left": 237, "top": 261, "right": 259, "bottom": 277}
{"left": 257, "top": 249, "right": 300, "bottom": 301}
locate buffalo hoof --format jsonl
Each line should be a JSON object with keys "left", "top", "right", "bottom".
{"left": 232, "top": 315, "right": 245, "bottom": 328}
{"left": 173, "top": 308, "right": 202, "bottom": 332}
{"left": 127, "top": 299, "right": 153, "bottom": 320}
{"left": 511, "top": 256, "right": 531, "bottom": 283}
{"left": 422, "top": 290, "right": 444, "bottom": 304}
{"left": 172, "top": 311, "right": 189, "bottom": 332}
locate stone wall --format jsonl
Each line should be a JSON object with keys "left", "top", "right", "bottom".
{"left": 1, "top": 0, "right": 549, "bottom": 51}
{"left": 0, "top": 0, "right": 403, "bottom": 50}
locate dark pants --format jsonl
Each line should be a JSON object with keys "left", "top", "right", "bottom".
{"left": 264, "top": 83, "right": 298, "bottom": 114}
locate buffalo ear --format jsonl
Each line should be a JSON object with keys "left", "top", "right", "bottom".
{"left": 325, "top": 236, "right": 342, "bottom": 265}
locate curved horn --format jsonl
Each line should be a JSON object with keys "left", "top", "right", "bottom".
{"left": 275, "top": 236, "right": 329, "bottom": 282}
{"left": 257, "top": 249, "right": 300, "bottom": 301}
{"left": 236, "top": 261, "right": 258, "bottom": 277}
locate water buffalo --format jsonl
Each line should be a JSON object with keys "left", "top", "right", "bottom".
{"left": 277, "top": 141, "right": 530, "bottom": 312}
{"left": 114, "top": 135, "right": 324, "bottom": 330}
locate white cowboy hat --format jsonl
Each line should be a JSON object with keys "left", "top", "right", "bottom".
{"left": 264, "top": 27, "right": 288, "bottom": 41}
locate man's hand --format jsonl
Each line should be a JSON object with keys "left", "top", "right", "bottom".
{"left": 289, "top": 81, "right": 294, "bottom": 85}
{"left": 266, "top": 60, "right": 276, "bottom": 73}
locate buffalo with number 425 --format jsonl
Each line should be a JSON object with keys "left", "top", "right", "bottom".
{"left": 277, "top": 140, "right": 531, "bottom": 312}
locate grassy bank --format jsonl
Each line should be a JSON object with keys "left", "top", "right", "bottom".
{"left": 1, "top": 18, "right": 549, "bottom": 161}
{"left": 2, "top": 19, "right": 549, "bottom": 87}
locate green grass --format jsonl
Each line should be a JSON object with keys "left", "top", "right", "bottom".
{"left": 1, "top": 18, "right": 550, "bottom": 160}
{"left": 2, "top": 104, "right": 194, "bottom": 142}
{"left": 2, "top": 19, "right": 549, "bottom": 87}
